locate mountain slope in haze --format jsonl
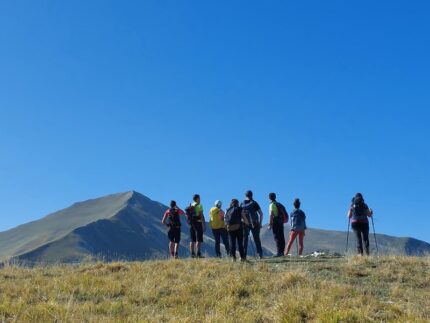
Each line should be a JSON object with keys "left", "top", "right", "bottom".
{"left": 1, "top": 191, "right": 429, "bottom": 264}
{"left": 260, "top": 226, "right": 430, "bottom": 256}
{"left": 0, "top": 192, "right": 185, "bottom": 263}
{"left": 0, "top": 192, "right": 136, "bottom": 260}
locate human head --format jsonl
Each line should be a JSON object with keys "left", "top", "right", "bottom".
{"left": 245, "top": 190, "right": 253, "bottom": 199}
{"left": 214, "top": 200, "right": 222, "bottom": 209}
{"left": 294, "top": 198, "right": 301, "bottom": 209}
{"left": 354, "top": 193, "right": 364, "bottom": 204}
{"left": 170, "top": 200, "right": 177, "bottom": 208}
{"left": 193, "top": 194, "right": 201, "bottom": 204}
{"left": 230, "top": 199, "right": 239, "bottom": 208}
{"left": 269, "top": 192, "right": 276, "bottom": 201}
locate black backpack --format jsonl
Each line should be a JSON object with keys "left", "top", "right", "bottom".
{"left": 168, "top": 208, "right": 181, "bottom": 227}
{"left": 185, "top": 205, "right": 196, "bottom": 225}
{"left": 352, "top": 202, "right": 368, "bottom": 221}
{"left": 224, "top": 207, "right": 241, "bottom": 227}
{"left": 275, "top": 202, "right": 289, "bottom": 224}
{"left": 242, "top": 200, "right": 260, "bottom": 226}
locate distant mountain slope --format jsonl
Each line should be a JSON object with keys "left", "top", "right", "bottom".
{"left": 0, "top": 191, "right": 221, "bottom": 263}
{"left": 260, "top": 226, "right": 430, "bottom": 256}
{"left": 1, "top": 191, "right": 429, "bottom": 264}
{"left": 0, "top": 192, "right": 135, "bottom": 259}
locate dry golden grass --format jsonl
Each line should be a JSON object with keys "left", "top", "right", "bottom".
{"left": 0, "top": 256, "right": 429, "bottom": 322}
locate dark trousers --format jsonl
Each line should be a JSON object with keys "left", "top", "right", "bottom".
{"left": 228, "top": 228, "right": 245, "bottom": 260}
{"left": 243, "top": 225, "right": 263, "bottom": 257}
{"left": 352, "top": 222, "right": 370, "bottom": 255}
{"left": 272, "top": 222, "right": 285, "bottom": 255}
{"left": 212, "top": 228, "right": 230, "bottom": 257}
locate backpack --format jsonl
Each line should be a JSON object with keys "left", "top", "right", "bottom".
{"left": 242, "top": 200, "right": 260, "bottom": 227}
{"left": 352, "top": 202, "right": 368, "bottom": 222}
{"left": 275, "top": 202, "right": 289, "bottom": 224}
{"left": 168, "top": 208, "right": 181, "bottom": 227}
{"left": 224, "top": 207, "right": 241, "bottom": 231}
{"left": 185, "top": 205, "right": 197, "bottom": 225}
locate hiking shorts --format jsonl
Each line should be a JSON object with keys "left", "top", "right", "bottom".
{"left": 168, "top": 227, "right": 181, "bottom": 243}
{"left": 190, "top": 222, "right": 204, "bottom": 243}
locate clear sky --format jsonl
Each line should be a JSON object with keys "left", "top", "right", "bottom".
{"left": 0, "top": 1, "right": 429, "bottom": 242}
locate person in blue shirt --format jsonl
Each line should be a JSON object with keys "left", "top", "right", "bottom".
{"left": 285, "top": 198, "right": 307, "bottom": 256}
{"left": 241, "top": 190, "right": 264, "bottom": 259}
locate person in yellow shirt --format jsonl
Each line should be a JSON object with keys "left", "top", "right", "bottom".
{"left": 209, "top": 200, "right": 230, "bottom": 258}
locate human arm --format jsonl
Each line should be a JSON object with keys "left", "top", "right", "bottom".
{"left": 347, "top": 208, "right": 352, "bottom": 219}
{"left": 258, "top": 208, "right": 264, "bottom": 226}
{"left": 367, "top": 207, "right": 373, "bottom": 217}
{"left": 268, "top": 204, "right": 274, "bottom": 230}
{"left": 161, "top": 211, "right": 169, "bottom": 227}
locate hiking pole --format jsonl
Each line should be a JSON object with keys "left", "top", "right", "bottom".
{"left": 345, "top": 218, "right": 350, "bottom": 254}
{"left": 371, "top": 216, "right": 379, "bottom": 255}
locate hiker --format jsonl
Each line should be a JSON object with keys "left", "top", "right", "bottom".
{"left": 241, "top": 191, "right": 264, "bottom": 259}
{"left": 185, "top": 194, "right": 206, "bottom": 258}
{"left": 225, "top": 199, "right": 249, "bottom": 261}
{"left": 285, "top": 198, "right": 307, "bottom": 256}
{"left": 268, "top": 193, "right": 288, "bottom": 257}
{"left": 348, "top": 193, "right": 373, "bottom": 256}
{"left": 209, "top": 200, "right": 230, "bottom": 257}
{"left": 162, "top": 200, "right": 185, "bottom": 259}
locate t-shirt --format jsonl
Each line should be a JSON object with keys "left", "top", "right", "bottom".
{"left": 269, "top": 202, "right": 279, "bottom": 217}
{"left": 192, "top": 202, "right": 204, "bottom": 223}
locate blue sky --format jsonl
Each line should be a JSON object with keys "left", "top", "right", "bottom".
{"left": 0, "top": 1, "right": 429, "bottom": 242}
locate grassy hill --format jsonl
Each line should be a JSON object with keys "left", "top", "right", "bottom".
{"left": 0, "top": 256, "right": 429, "bottom": 322}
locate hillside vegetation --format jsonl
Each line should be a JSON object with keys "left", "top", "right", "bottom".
{"left": 0, "top": 256, "right": 429, "bottom": 322}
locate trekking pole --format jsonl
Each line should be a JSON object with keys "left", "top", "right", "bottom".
{"left": 345, "top": 218, "right": 350, "bottom": 254}
{"left": 371, "top": 216, "right": 379, "bottom": 255}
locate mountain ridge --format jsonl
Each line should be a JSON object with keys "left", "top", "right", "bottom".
{"left": 1, "top": 191, "right": 429, "bottom": 263}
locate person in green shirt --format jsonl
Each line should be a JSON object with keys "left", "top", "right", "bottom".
{"left": 268, "top": 193, "right": 287, "bottom": 257}
{"left": 189, "top": 194, "right": 206, "bottom": 258}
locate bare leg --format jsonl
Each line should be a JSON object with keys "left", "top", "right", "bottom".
{"left": 169, "top": 242, "right": 174, "bottom": 257}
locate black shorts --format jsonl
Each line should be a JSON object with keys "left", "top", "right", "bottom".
{"left": 190, "top": 222, "right": 204, "bottom": 243}
{"left": 168, "top": 227, "right": 181, "bottom": 243}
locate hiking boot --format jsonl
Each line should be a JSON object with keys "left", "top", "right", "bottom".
{"left": 191, "top": 252, "right": 196, "bottom": 258}
{"left": 197, "top": 253, "right": 205, "bottom": 259}
{"left": 232, "top": 257, "right": 237, "bottom": 262}
{"left": 274, "top": 253, "right": 283, "bottom": 258}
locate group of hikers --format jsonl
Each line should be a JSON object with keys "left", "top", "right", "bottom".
{"left": 161, "top": 191, "right": 374, "bottom": 260}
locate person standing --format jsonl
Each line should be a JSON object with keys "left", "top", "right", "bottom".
{"left": 224, "top": 199, "right": 249, "bottom": 262}
{"left": 285, "top": 198, "right": 307, "bottom": 256}
{"left": 186, "top": 194, "right": 206, "bottom": 258}
{"left": 268, "top": 193, "right": 288, "bottom": 257}
{"left": 209, "top": 200, "right": 230, "bottom": 257}
{"left": 241, "top": 190, "right": 264, "bottom": 259}
{"left": 161, "top": 201, "right": 185, "bottom": 259}
{"left": 348, "top": 193, "right": 373, "bottom": 256}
